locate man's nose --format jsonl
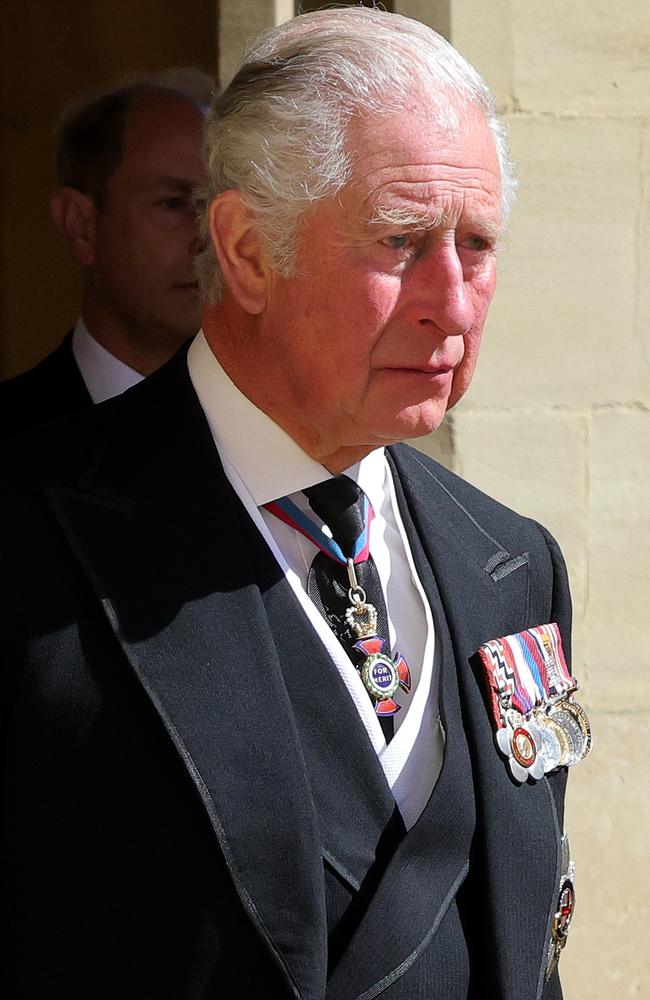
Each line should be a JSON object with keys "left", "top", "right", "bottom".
{"left": 413, "top": 243, "right": 474, "bottom": 336}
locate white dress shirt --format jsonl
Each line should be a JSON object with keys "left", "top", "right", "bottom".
{"left": 72, "top": 319, "right": 144, "bottom": 403}
{"left": 187, "top": 331, "right": 444, "bottom": 828}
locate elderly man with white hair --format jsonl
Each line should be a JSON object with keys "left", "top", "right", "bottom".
{"left": 1, "top": 9, "right": 588, "bottom": 999}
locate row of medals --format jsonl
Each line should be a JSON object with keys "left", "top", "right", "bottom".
{"left": 502, "top": 693, "right": 592, "bottom": 780}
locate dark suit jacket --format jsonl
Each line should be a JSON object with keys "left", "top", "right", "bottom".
{"left": 0, "top": 351, "right": 572, "bottom": 999}
{"left": 0, "top": 333, "right": 91, "bottom": 437}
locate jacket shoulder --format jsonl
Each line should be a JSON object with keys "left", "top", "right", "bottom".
{"left": 0, "top": 344, "right": 199, "bottom": 491}
{"left": 391, "top": 442, "right": 572, "bottom": 654}
{"left": 0, "top": 334, "right": 90, "bottom": 437}
{"left": 391, "top": 442, "right": 537, "bottom": 534}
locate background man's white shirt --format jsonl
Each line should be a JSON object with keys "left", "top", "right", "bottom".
{"left": 72, "top": 318, "right": 143, "bottom": 403}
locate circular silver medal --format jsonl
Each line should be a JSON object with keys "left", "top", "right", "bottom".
{"left": 563, "top": 699, "right": 592, "bottom": 760}
{"left": 534, "top": 714, "right": 566, "bottom": 773}
{"left": 549, "top": 705, "right": 584, "bottom": 766}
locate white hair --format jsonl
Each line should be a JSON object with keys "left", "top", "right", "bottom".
{"left": 196, "top": 7, "right": 516, "bottom": 303}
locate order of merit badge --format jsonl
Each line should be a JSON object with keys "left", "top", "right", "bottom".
{"left": 476, "top": 622, "right": 592, "bottom": 783}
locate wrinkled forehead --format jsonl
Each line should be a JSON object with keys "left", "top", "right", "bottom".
{"left": 341, "top": 103, "right": 502, "bottom": 220}
{"left": 345, "top": 94, "right": 492, "bottom": 169}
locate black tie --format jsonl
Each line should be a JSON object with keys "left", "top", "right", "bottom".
{"left": 304, "top": 476, "right": 395, "bottom": 742}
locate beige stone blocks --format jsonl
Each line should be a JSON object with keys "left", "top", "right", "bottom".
{"left": 218, "top": 0, "right": 278, "bottom": 87}
{"left": 449, "top": 0, "right": 513, "bottom": 111}
{"left": 466, "top": 116, "right": 648, "bottom": 409}
{"left": 392, "top": 1, "right": 451, "bottom": 41}
{"left": 562, "top": 712, "right": 649, "bottom": 999}
{"left": 640, "top": 124, "right": 650, "bottom": 367}
{"left": 587, "top": 408, "right": 650, "bottom": 711}
{"left": 449, "top": 0, "right": 650, "bottom": 117}
{"left": 510, "top": 0, "right": 650, "bottom": 116}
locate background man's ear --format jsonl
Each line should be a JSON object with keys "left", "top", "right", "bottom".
{"left": 50, "top": 187, "right": 96, "bottom": 268}
{"left": 208, "top": 190, "right": 270, "bottom": 314}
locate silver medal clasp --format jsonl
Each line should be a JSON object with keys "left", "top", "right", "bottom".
{"left": 344, "top": 558, "right": 378, "bottom": 638}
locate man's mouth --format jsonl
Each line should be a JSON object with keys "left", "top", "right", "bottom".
{"left": 384, "top": 362, "right": 456, "bottom": 377}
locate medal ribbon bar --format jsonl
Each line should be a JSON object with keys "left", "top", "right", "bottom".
{"left": 477, "top": 623, "right": 591, "bottom": 782}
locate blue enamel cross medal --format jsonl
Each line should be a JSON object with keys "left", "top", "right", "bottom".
{"left": 345, "top": 558, "right": 411, "bottom": 716}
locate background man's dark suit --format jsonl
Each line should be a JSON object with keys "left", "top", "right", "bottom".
{"left": 0, "top": 333, "right": 91, "bottom": 437}
{"left": 1, "top": 353, "right": 570, "bottom": 999}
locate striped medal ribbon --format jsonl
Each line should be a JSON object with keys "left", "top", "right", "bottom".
{"left": 477, "top": 623, "right": 591, "bottom": 782}
{"left": 264, "top": 493, "right": 411, "bottom": 716}
{"left": 264, "top": 493, "right": 373, "bottom": 566}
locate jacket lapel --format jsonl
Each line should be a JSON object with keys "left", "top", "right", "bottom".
{"left": 389, "top": 445, "right": 563, "bottom": 1000}
{"left": 46, "top": 357, "right": 328, "bottom": 1000}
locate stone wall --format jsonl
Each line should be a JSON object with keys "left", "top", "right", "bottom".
{"left": 407, "top": 2, "right": 650, "bottom": 995}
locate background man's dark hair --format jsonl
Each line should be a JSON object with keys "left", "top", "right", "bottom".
{"left": 55, "top": 69, "right": 214, "bottom": 208}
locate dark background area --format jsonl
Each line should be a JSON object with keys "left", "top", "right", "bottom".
{"left": 0, "top": 0, "right": 217, "bottom": 378}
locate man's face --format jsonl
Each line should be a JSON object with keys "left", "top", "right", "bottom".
{"left": 88, "top": 92, "right": 207, "bottom": 354}
{"left": 254, "top": 105, "right": 502, "bottom": 467}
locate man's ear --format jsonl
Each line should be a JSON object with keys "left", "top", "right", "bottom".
{"left": 50, "top": 187, "right": 96, "bottom": 268}
{"left": 208, "top": 190, "right": 271, "bottom": 314}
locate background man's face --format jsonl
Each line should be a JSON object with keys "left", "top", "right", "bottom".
{"left": 258, "top": 104, "right": 502, "bottom": 464}
{"left": 89, "top": 92, "right": 207, "bottom": 350}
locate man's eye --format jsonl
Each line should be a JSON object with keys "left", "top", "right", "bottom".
{"left": 381, "top": 234, "right": 412, "bottom": 250}
{"left": 161, "top": 197, "right": 186, "bottom": 210}
{"left": 156, "top": 196, "right": 193, "bottom": 213}
{"left": 460, "top": 234, "right": 492, "bottom": 252}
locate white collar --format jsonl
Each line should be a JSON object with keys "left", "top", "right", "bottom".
{"left": 187, "top": 330, "right": 386, "bottom": 505}
{"left": 72, "top": 318, "right": 144, "bottom": 404}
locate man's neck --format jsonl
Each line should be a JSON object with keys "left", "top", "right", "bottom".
{"left": 202, "top": 315, "right": 384, "bottom": 475}
{"left": 80, "top": 298, "right": 174, "bottom": 375}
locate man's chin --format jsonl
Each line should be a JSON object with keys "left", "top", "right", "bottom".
{"left": 386, "top": 402, "right": 448, "bottom": 442}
